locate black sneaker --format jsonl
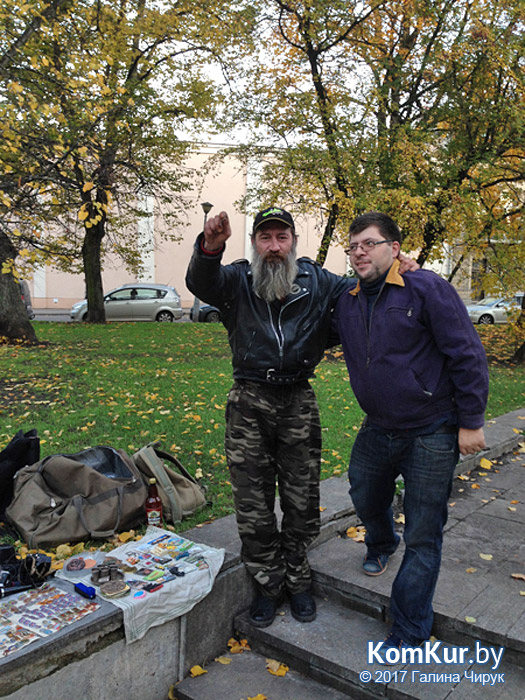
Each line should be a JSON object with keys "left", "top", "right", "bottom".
{"left": 289, "top": 591, "right": 317, "bottom": 623}
{"left": 249, "top": 595, "right": 281, "bottom": 628}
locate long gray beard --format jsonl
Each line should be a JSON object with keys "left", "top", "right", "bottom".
{"left": 251, "top": 246, "right": 298, "bottom": 303}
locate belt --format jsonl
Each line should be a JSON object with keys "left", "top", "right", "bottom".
{"left": 234, "top": 369, "right": 312, "bottom": 385}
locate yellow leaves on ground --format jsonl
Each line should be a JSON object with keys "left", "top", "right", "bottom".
{"left": 479, "top": 553, "right": 493, "bottom": 561}
{"left": 55, "top": 544, "right": 74, "bottom": 560}
{"left": 214, "top": 656, "right": 231, "bottom": 665}
{"left": 189, "top": 665, "right": 207, "bottom": 677}
{"left": 228, "top": 637, "right": 251, "bottom": 654}
{"left": 465, "top": 567, "right": 477, "bottom": 574}
{"left": 471, "top": 483, "right": 481, "bottom": 489}
{"left": 457, "top": 474, "right": 470, "bottom": 481}
{"left": 480, "top": 457, "right": 493, "bottom": 470}
{"left": 247, "top": 695, "right": 268, "bottom": 700}
{"left": 117, "top": 530, "right": 134, "bottom": 543}
{"left": 346, "top": 525, "right": 366, "bottom": 542}
{"left": 465, "top": 616, "right": 477, "bottom": 624}
{"left": 394, "top": 513, "right": 405, "bottom": 524}
{"left": 511, "top": 573, "right": 525, "bottom": 581}
{"left": 82, "top": 182, "right": 95, "bottom": 192}
{"left": 266, "top": 658, "right": 289, "bottom": 676}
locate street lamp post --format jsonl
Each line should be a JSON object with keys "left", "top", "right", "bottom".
{"left": 192, "top": 202, "right": 214, "bottom": 322}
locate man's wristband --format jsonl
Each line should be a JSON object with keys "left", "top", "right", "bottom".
{"left": 200, "top": 239, "right": 224, "bottom": 256}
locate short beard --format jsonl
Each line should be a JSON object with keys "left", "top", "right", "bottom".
{"left": 251, "top": 243, "right": 298, "bottom": 303}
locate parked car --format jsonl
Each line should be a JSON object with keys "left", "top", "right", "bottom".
{"left": 70, "top": 283, "right": 183, "bottom": 322}
{"left": 190, "top": 303, "right": 221, "bottom": 323}
{"left": 466, "top": 294, "right": 523, "bottom": 324}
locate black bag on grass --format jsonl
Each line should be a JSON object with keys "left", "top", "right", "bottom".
{"left": 0, "top": 429, "right": 40, "bottom": 520}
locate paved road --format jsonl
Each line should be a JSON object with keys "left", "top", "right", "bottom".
{"left": 33, "top": 310, "right": 193, "bottom": 323}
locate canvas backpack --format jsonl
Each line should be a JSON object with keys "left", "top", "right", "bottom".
{"left": 132, "top": 444, "right": 206, "bottom": 523}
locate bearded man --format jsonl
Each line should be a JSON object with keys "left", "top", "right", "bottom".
{"left": 186, "top": 207, "right": 416, "bottom": 628}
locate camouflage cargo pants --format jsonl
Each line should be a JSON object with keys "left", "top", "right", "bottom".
{"left": 225, "top": 379, "right": 321, "bottom": 598}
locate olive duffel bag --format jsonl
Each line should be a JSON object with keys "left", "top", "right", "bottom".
{"left": 5, "top": 446, "right": 148, "bottom": 548}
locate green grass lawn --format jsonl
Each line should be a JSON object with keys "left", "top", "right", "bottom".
{"left": 1, "top": 321, "right": 523, "bottom": 535}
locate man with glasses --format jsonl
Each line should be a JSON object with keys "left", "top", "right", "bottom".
{"left": 333, "top": 211, "right": 488, "bottom": 658}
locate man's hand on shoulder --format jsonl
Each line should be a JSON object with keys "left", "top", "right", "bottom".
{"left": 203, "top": 211, "right": 231, "bottom": 252}
{"left": 458, "top": 427, "right": 486, "bottom": 456}
{"left": 398, "top": 253, "right": 420, "bottom": 273}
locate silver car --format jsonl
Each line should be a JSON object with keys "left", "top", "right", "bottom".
{"left": 466, "top": 295, "right": 522, "bottom": 324}
{"left": 70, "top": 283, "right": 184, "bottom": 322}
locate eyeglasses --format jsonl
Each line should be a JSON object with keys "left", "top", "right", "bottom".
{"left": 344, "top": 239, "right": 393, "bottom": 255}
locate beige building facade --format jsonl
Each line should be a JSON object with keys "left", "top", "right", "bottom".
{"left": 28, "top": 145, "right": 349, "bottom": 311}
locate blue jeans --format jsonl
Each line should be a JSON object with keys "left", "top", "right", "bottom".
{"left": 348, "top": 423, "right": 459, "bottom": 644}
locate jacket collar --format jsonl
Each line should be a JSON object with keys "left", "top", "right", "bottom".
{"left": 349, "top": 258, "right": 405, "bottom": 296}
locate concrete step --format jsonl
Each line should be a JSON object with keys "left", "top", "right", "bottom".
{"left": 173, "top": 646, "right": 356, "bottom": 700}
{"left": 233, "top": 597, "right": 525, "bottom": 700}
{"left": 309, "top": 525, "right": 525, "bottom": 662}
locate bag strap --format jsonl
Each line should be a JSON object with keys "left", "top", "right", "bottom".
{"left": 71, "top": 489, "right": 123, "bottom": 539}
{"left": 153, "top": 448, "right": 200, "bottom": 485}
{"left": 139, "top": 447, "right": 183, "bottom": 522}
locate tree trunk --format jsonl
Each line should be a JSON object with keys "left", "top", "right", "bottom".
{"left": 0, "top": 230, "right": 37, "bottom": 343}
{"left": 509, "top": 340, "right": 525, "bottom": 365}
{"left": 316, "top": 202, "right": 339, "bottom": 266}
{"left": 81, "top": 222, "right": 106, "bottom": 323}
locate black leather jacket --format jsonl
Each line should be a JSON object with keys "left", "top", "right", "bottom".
{"left": 186, "top": 234, "right": 354, "bottom": 384}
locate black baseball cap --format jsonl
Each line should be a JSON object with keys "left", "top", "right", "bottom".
{"left": 252, "top": 207, "right": 295, "bottom": 234}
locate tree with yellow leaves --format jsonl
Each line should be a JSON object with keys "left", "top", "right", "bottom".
{"left": 227, "top": 0, "right": 524, "bottom": 299}
{"left": 1, "top": 0, "right": 253, "bottom": 333}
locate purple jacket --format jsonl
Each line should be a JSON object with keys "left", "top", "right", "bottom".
{"left": 333, "top": 260, "right": 489, "bottom": 430}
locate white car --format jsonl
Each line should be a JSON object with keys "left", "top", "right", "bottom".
{"left": 466, "top": 294, "right": 523, "bottom": 324}
{"left": 70, "top": 283, "right": 184, "bottom": 322}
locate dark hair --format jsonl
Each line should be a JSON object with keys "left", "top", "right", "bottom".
{"left": 349, "top": 212, "right": 402, "bottom": 243}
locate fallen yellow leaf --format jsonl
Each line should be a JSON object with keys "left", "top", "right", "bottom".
{"left": 168, "top": 684, "right": 177, "bottom": 700}
{"left": 319, "top": 506, "right": 326, "bottom": 512}
{"left": 508, "top": 506, "right": 517, "bottom": 512}
{"left": 510, "top": 573, "right": 525, "bottom": 581}
{"left": 248, "top": 694, "right": 268, "bottom": 700}
{"left": 228, "top": 637, "right": 251, "bottom": 654}
{"left": 465, "top": 567, "right": 477, "bottom": 574}
{"left": 266, "top": 659, "right": 289, "bottom": 677}
{"left": 480, "top": 458, "right": 493, "bottom": 470}
{"left": 55, "top": 544, "right": 73, "bottom": 560}
{"left": 449, "top": 502, "right": 456, "bottom": 507}
{"left": 346, "top": 525, "right": 366, "bottom": 542}
{"left": 214, "top": 656, "right": 232, "bottom": 665}
{"left": 118, "top": 531, "right": 133, "bottom": 543}
{"left": 189, "top": 665, "right": 207, "bottom": 677}
{"left": 465, "top": 616, "right": 477, "bottom": 623}
{"left": 457, "top": 474, "right": 470, "bottom": 481}
{"left": 471, "top": 483, "right": 481, "bottom": 489}
{"left": 512, "top": 428, "right": 521, "bottom": 434}
{"left": 394, "top": 513, "right": 405, "bottom": 524}
{"left": 479, "top": 553, "right": 493, "bottom": 561}
{"left": 520, "top": 591, "right": 525, "bottom": 597}
{"left": 510, "top": 500, "right": 520, "bottom": 504}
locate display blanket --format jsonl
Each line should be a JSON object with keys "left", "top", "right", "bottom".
{"left": 58, "top": 526, "right": 225, "bottom": 643}
{"left": 0, "top": 583, "right": 99, "bottom": 658}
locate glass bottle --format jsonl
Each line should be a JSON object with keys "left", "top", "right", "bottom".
{"left": 145, "top": 477, "right": 162, "bottom": 527}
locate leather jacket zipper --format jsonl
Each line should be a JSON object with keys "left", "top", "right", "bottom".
{"left": 268, "top": 290, "right": 309, "bottom": 369}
